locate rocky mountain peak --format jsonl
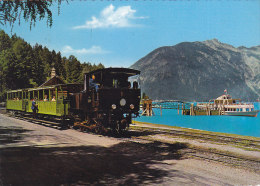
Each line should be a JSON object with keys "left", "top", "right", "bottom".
{"left": 202, "top": 39, "right": 238, "bottom": 52}
{"left": 203, "top": 38, "right": 221, "bottom": 45}
{"left": 131, "top": 40, "right": 260, "bottom": 101}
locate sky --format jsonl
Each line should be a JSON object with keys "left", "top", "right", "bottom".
{"left": 1, "top": 1, "right": 260, "bottom": 67}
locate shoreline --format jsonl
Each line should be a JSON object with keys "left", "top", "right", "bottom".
{"left": 132, "top": 120, "right": 260, "bottom": 140}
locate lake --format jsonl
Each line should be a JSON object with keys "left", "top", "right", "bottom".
{"left": 135, "top": 102, "right": 260, "bottom": 137}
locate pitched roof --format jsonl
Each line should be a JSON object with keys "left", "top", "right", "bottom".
{"left": 39, "top": 76, "right": 65, "bottom": 87}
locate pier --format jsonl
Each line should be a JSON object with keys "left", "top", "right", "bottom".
{"left": 141, "top": 100, "right": 226, "bottom": 116}
{"left": 141, "top": 100, "right": 192, "bottom": 116}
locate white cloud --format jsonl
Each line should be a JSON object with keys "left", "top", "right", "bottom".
{"left": 73, "top": 4, "right": 147, "bottom": 29}
{"left": 62, "top": 45, "right": 109, "bottom": 55}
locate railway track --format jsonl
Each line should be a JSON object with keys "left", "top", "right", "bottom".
{"left": 166, "top": 130, "right": 260, "bottom": 149}
{"left": 132, "top": 125, "right": 260, "bottom": 150}
{"left": 188, "top": 148, "right": 260, "bottom": 173}
{"left": 5, "top": 112, "right": 111, "bottom": 134}
{"left": 6, "top": 112, "right": 66, "bottom": 130}
{"left": 127, "top": 135, "right": 260, "bottom": 173}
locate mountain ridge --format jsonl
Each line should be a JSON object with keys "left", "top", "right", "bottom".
{"left": 131, "top": 39, "right": 260, "bottom": 101}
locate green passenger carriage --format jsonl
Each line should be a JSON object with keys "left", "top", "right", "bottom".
{"left": 6, "top": 84, "right": 83, "bottom": 117}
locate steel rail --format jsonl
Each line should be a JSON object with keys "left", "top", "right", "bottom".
{"left": 132, "top": 125, "right": 260, "bottom": 149}
{"left": 7, "top": 113, "right": 65, "bottom": 130}
{"left": 128, "top": 135, "right": 260, "bottom": 173}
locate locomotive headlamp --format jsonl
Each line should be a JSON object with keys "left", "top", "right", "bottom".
{"left": 120, "top": 98, "right": 126, "bottom": 106}
{"left": 111, "top": 104, "right": 116, "bottom": 109}
{"left": 130, "top": 104, "right": 134, "bottom": 109}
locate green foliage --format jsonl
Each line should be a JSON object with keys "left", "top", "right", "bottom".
{"left": 64, "top": 55, "right": 82, "bottom": 83}
{"left": 0, "top": 30, "right": 104, "bottom": 102}
{"left": 0, "top": 0, "right": 62, "bottom": 29}
{"left": 29, "top": 79, "right": 38, "bottom": 88}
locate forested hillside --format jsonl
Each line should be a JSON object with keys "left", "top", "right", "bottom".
{"left": 0, "top": 30, "right": 104, "bottom": 102}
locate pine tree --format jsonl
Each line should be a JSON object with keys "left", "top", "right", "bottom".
{"left": 0, "top": 30, "right": 105, "bottom": 101}
{"left": 0, "top": 30, "right": 11, "bottom": 51}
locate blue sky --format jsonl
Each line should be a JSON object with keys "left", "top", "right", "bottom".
{"left": 1, "top": 1, "right": 259, "bottom": 67}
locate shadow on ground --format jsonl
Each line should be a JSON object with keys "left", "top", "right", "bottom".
{"left": 0, "top": 126, "right": 31, "bottom": 145}
{"left": 103, "top": 128, "right": 160, "bottom": 138}
{"left": 0, "top": 140, "right": 188, "bottom": 185}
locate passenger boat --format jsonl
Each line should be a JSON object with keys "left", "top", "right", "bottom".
{"left": 211, "top": 93, "right": 259, "bottom": 117}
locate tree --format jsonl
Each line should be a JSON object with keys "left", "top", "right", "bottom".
{"left": 65, "top": 55, "right": 82, "bottom": 83}
{"left": 32, "top": 43, "right": 45, "bottom": 86}
{"left": 40, "top": 46, "right": 52, "bottom": 78}
{"left": 0, "top": 30, "right": 11, "bottom": 51}
{"left": 0, "top": 49, "right": 19, "bottom": 90}
{"left": 0, "top": 0, "right": 62, "bottom": 29}
{"left": 54, "top": 52, "right": 65, "bottom": 77}
{"left": 0, "top": 30, "right": 105, "bottom": 100}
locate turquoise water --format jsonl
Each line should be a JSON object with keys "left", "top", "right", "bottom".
{"left": 136, "top": 102, "right": 260, "bottom": 137}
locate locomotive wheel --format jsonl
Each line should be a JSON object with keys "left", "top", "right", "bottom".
{"left": 94, "top": 126, "right": 101, "bottom": 134}
{"left": 94, "top": 120, "right": 104, "bottom": 134}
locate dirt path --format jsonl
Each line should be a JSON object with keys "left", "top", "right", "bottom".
{"left": 0, "top": 113, "right": 260, "bottom": 185}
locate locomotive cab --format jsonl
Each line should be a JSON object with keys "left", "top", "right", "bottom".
{"left": 82, "top": 68, "right": 141, "bottom": 132}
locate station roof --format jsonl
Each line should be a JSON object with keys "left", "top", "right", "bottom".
{"left": 39, "top": 75, "right": 65, "bottom": 87}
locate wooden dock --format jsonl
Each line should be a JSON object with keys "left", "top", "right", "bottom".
{"left": 141, "top": 100, "right": 225, "bottom": 116}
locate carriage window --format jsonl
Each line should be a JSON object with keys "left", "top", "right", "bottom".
{"left": 34, "top": 91, "right": 39, "bottom": 100}
{"left": 39, "top": 90, "right": 43, "bottom": 101}
{"left": 17, "top": 92, "right": 20, "bottom": 100}
{"left": 50, "top": 89, "right": 56, "bottom": 101}
{"left": 29, "top": 91, "right": 33, "bottom": 100}
{"left": 43, "top": 89, "right": 49, "bottom": 101}
{"left": 23, "top": 92, "right": 28, "bottom": 99}
{"left": 14, "top": 92, "right": 17, "bottom": 99}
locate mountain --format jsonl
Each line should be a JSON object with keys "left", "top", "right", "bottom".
{"left": 131, "top": 39, "right": 260, "bottom": 101}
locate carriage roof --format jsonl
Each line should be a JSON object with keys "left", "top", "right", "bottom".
{"left": 6, "top": 83, "right": 83, "bottom": 93}
{"left": 85, "top": 68, "right": 140, "bottom": 77}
